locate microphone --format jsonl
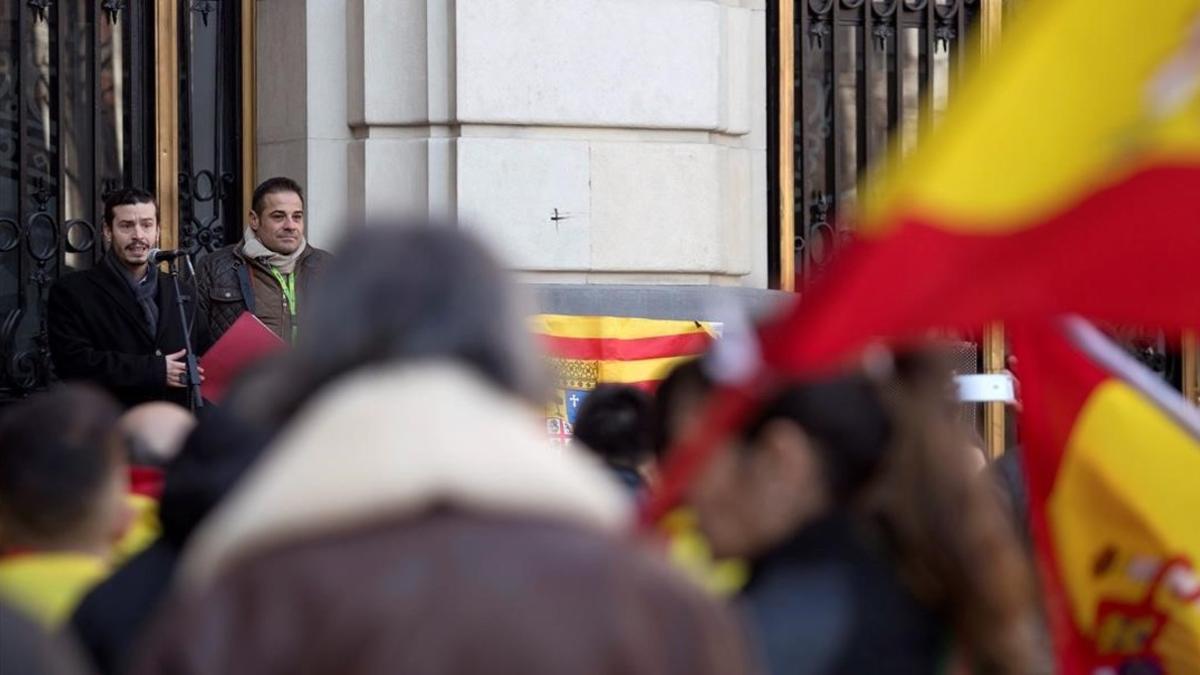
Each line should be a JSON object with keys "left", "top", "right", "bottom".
{"left": 147, "top": 248, "right": 187, "bottom": 264}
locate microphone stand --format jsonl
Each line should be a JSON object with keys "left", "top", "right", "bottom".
{"left": 169, "top": 253, "right": 204, "bottom": 412}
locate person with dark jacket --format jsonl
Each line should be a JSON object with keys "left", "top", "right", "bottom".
{"left": 69, "top": 407, "right": 269, "bottom": 675}
{"left": 194, "top": 177, "right": 331, "bottom": 345}
{"left": 1, "top": 601, "right": 89, "bottom": 675}
{"left": 48, "top": 188, "right": 209, "bottom": 409}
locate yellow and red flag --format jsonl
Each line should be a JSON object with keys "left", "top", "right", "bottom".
{"left": 1012, "top": 319, "right": 1200, "bottom": 674}
{"left": 646, "top": 0, "right": 1200, "bottom": 533}
{"left": 761, "top": 0, "right": 1200, "bottom": 372}
{"left": 532, "top": 314, "right": 716, "bottom": 443}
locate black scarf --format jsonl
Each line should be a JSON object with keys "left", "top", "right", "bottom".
{"left": 104, "top": 248, "right": 159, "bottom": 336}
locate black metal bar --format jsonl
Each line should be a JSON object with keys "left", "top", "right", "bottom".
{"left": 52, "top": 0, "right": 64, "bottom": 264}
{"left": 921, "top": 1, "right": 934, "bottom": 137}
{"left": 859, "top": 1, "right": 872, "bottom": 181}
{"left": 213, "top": 0, "right": 226, "bottom": 250}
{"left": 91, "top": 0, "right": 101, "bottom": 265}
{"left": 178, "top": 0, "right": 189, "bottom": 235}
{"left": 16, "top": 0, "right": 29, "bottom": 318}
{"left": 132, "top": 0, "right": 152, "bottom": 193}
{"left": 888, "top": 1, "right": 900, "bottom": 137}
{"left": 796, "top": 1, "right": 811, "bottom": 275}
{"left": 956, "top": 2, "right": 967, "bottom": 87}
{"left": 828, "top": 0, "right": 841, "bottom": 236}
{"left": 126, "top": 0, "right": 138, "bottom": 190}
{"left": 227, "top": 0, "right": 244, "bottom": 245}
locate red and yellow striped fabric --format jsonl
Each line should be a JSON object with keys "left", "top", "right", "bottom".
{"left": 1014, "top": 320, "right": 1200, "bottom": 674}
{"left": 533, "top": 314, "right": 716, "bottom": 443}
{"left": 533, "top": 314, "right": 716, "bottom": 392}
{"left": 760, "top": 0, "right": 1200, "bottom": 373}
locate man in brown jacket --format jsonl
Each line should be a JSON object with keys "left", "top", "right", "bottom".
{"left": 195, "top": 177, "right": 331, "bottom": 345}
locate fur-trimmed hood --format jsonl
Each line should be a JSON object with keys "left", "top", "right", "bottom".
{"left": 178, "top": 361, "right": 630, "bottom": 588}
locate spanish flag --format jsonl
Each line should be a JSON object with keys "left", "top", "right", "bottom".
{"left": 762, "top": 0, "right": 1200, "bottom": 372}
{"left": 532, "top": 314, "right": 716, "bottom": 441}
{"left": 1012, "top": 319, "right": 1200, "bottom": 674}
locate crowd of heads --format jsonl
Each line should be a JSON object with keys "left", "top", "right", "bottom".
{"left": 1, "top": 204, "right": 1042, "bottom": 675}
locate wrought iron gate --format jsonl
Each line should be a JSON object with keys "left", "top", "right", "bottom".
{"left": 0, "top": 0, "right": 244, "bottom": 403}
{"left": 770, "top": 0, "right": 981, "bottom": 287}
{"left": 0, "top": 1, "right": 154, "bottom": 400}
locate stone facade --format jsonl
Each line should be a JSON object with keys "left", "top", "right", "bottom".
{"left": 257, "top": 0, "right": 768, "bottom": 289}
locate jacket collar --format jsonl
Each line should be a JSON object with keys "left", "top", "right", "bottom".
{"left": 179, "top": 361, "right": 630, "bottom": 589}
{"left": 236, "top": 239, "right": 316, "bottom": 271}
{"left": 94, "top": 256, "right": 186, "bottom": 344}
{"left": 91, "top": 254, "right": 156, "bottom": 342}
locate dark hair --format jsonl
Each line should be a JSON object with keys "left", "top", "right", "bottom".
{"left": 652, "top": 359, "right": 713, "bottom": 458}
{"left": 230, "top": 222, "right": 545, "bottom": 426}
{"left": 251, "top": 177, "right": 305, "bottom": 215}
{"left": 103, "top": 187, "right": 157, "bottom": 228}
{"left": 734, "top": 361, "right": 1035, "bottom": 673}
{"left": 0, "top": 385, "right": 123, "bottom": 545}
{"left": 572, "top": 385, "right": 655, "bottom": 468}
{"left": 743, "top": 374, "right": 891, "bottom": 501}
{"left": 868, "top": 356, "right": 1036, "bottom": 674}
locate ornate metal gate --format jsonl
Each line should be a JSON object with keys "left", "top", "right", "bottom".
{"left": 1, "top": 1, "right": 154, "bottom": 400}
{"left": 769, "top": 0, "right": 981, "bottom": 287}
{"left": 0, "top": 0, "right": 245, "bottom": 403}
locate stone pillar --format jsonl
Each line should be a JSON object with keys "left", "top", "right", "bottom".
{"left": 266, "top": 0, "right": 768, "bottom": 287}
{"left": 256, "top": 0, "right": 353, "bottom": 247}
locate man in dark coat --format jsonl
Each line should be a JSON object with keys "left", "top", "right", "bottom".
{"left": 47, "top": 188, "right": 209, "bottom": 409}
{"left": 195, "top": 177, "right": 331, "bottom": 345}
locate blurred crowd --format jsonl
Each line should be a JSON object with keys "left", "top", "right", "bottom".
{"left": 0, "top": 220, "right": 1050, "bottom": 675}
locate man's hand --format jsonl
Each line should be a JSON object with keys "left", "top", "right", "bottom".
{"left": 165, "top": 349, "right": 205, "bottom": 388}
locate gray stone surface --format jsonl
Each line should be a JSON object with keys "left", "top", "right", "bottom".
{"left": 527, "top": 284, "right": 790, "bottom": 322}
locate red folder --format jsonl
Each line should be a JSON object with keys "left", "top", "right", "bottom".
{"left": 200, "top": 312, "right": 286, "bottom": 403}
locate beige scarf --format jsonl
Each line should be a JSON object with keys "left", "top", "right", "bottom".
{"left": 242, "top": 225, "right": 307, "bottom": 274}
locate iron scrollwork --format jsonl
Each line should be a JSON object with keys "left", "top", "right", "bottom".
{"left": 102, "top": 0, "right": 126, "bottom": 25}
{"left": 808, "top": 0, "right": 834, "bottom": 49}
{"left": 27, "top": 0, "right": 53, "bottom": 24}
{"left": 178, "top": 169, "right": 236, "bottom": 256}
{"left": 190, "top": 0, "right": 217, "bottom": 27}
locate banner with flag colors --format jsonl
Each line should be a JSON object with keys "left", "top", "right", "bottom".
{"left": 532, "top": 314, "right": 717, "bottom": 443}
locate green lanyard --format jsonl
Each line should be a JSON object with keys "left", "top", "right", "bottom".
{"left": 268, "top": 268, "right": 298, "bottom": 342}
